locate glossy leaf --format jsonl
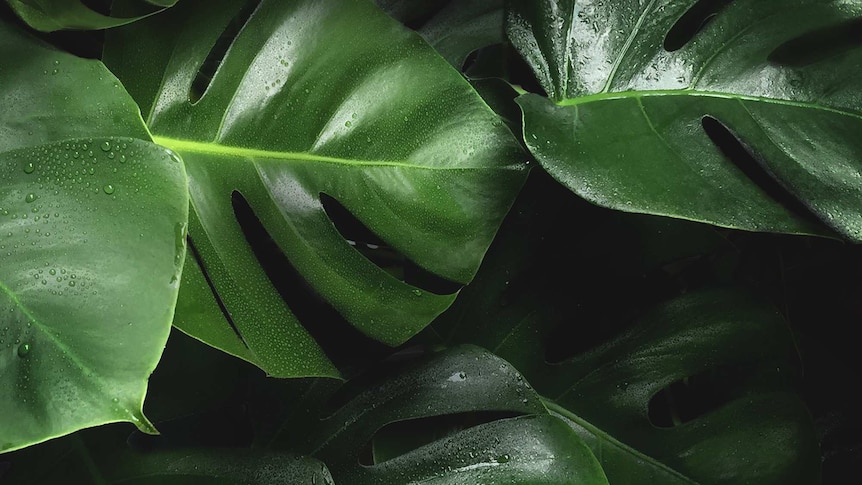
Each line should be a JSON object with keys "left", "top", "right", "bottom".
{"left": 104, "top": 0, "right": 526, "bottom": 378}
{"left": 3, "top": 0, "right": 173, "bottom": 31}
{"left": 299, "top": 345, "right": 608, "bottom": 485}
{"left": 440, "top": 292, "right": 820, "bottom": 485}
{"left": 509, "top": 0, "right": 862, "bottom": 241}
{"left": 0, "top": 23, "right": 188, "bottom": 452}
{"left": 431, "top": 174, "right": 819, "bottom": 484}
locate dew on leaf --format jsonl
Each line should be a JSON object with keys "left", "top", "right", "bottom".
{"left": 17, "top": 343, "right": 30, "bottom": 358}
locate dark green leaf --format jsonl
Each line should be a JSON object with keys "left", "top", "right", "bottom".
{"left": 418, "top": 0, "right": 505, "bottom": 69}
{"left": 0, "top": 22, "right": 188, "bottom": 452}
{"left": 104, "top": 0, "right": 527, "bottom": 378}
{"left": 509, "top": 0, "right": 862, "bottom": 241}
{"left": 300, "top": 345, "right": 608, "bottom": 485}
{"left": 2, "top": 426, "right": 331, "bottom": 485}
{"left": 441, "top": 289, "right": 820, "bottom": 484}
{"left": 106, "top": 449, "right": 332, "bottom": 485}
{"left": 431, "top": 172, "right": 819, "bottom": 484}
{"left": 3, "top": 0, "right": 172, "bottom": 32}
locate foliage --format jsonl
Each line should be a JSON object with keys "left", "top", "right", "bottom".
{"left": 2, "top": 0, "right": 860, "bottom": 483}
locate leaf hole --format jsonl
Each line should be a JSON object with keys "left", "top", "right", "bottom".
{"left": 186, "top": 235, "right": 248, "bottom": 349}
{"left": 80, "top": 0, "right": 109, "bottom": 13}
{"left": 231, "top": 191, "right": 390, "bottom": 369}
{"left": 376, "top": 0, "right": 450, "bottom": 30}
{"left": 319, "top": 193, "right": 462, "bottom": 295}
{"left": 189, "top": 0, "right": 261, "bottom": 104}
{"left": 664, "top": 0, "right": 733, "bottom": 52}
{"left": 768, "top": 18, "right": 862, "bottom": 67}
{"left": 361, "top": 411, "right": 522, "bottom": 466}
{"left": 701, "top": 116, "right": 817, "bottom": 220}
{"left": 647, "top": 366, "right": 747, "bottom": 428}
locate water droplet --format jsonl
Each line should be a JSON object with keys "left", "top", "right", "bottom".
{"left": 25, "top": 193, "right": 36, "bottom": 203}
{"left": 17, "top": 343, "right": 30, "bottom": 358}
{"left": 23, "top": 162, "right": 35, "bottom": 174}
{"left": 100, "top": 141, "right": 111, "bottom": 152}
{"left": 103, "top": 184, "right": 115, "bottom": 195}
{"left": 412, "top": 289, "right": 422, "bottom": 297}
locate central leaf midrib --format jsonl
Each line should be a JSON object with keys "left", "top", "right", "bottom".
{"left": 555, "top": 89, "right": 862, "bottom": 121}
{"left": 152, "top": 136, "right": 495, "bottom": 171}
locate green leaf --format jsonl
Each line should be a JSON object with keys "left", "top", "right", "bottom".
{"left": 430, "top": 173, "right": 819, "bottom": 484}
{"left": 104, "top": 0, "right": 527, "bottom": 378}
{"left": 418, "top": 0, "right": 506, "bottom": 70}
{"left": 3, "top": 0, "right": 172, "bottom": 32}
{"left": 440, "top": 289, "right": 820, "bottom": 485}
{"left": 509, "top": 0, "right": 862, "bottom": 241}
{"left": 0, "top": 23, "right": 188, "bottom": 452}
{"left": 299, "top": 345, "right": 608, "bottom": 485}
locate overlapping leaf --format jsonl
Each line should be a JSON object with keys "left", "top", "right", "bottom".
{"left": 0, "top": 21, "right": 188, "bottom": 452}
{"left": 431, "top": 173, "right": 820, "bottom": 484}
{"left": 4, "top": 0, "right": 175, "bottom": 31}
{"left": 376, "top": 0, "right": 506, "bottom": 70}
{"left": 296, "top": 345, "right": 607, "bottom": 485}
{"left": 509, "top": 0, "right": 862, "bottom": 241}
{"left": 104, "top": 0, "right": 527, "bottom": 378}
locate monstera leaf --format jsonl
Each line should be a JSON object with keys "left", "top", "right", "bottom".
{"left": 429, "top": 172, "right": 820, "bottom": 484}
{"left": 293, "top": 345, "right": 607, "bottom": 485}
{"left": 440, "top": 291, "right": 820, "bottom": 484}
{"left": 104, "top": 0, "right": 526, "bottom": 378}
{"left": 3, "top": 0, "right": 175, "bottom": 31}
{"left": 509, "top": 0, "right": 862, "bottom": 241}
{"left": 0, "top": 22, "right": 188, "bottom": 451}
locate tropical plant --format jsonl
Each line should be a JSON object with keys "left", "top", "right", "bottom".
{"left": 1, "top": 0, "right": 859, "bottom": 483}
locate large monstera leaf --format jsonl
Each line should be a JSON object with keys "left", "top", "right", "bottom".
{"left": 104, "top": 0, "right": 526, "bottom": 378}
{"left": 0, "top": 23, "right": 188, "bottom": 451}
{"left": 295, "top": 346, "right": 608, "bottom": 485}
{"left": 430, "top": 173, "right": 820, "bottom": 484}
{"left": 509, "top": 0, "right": 862, "bottom": 241}
{"left": 441, "top": 292, "right": 820, "bottom": 484}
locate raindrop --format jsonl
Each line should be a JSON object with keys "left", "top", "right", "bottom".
{"left": 100, "top": 141, "right": 111, "bottom": 152}
{"left": 25, "top": 193, "right": 37, "bottom": 203}
{"left": 103, "top": 184, "right": 115, "bottom": 195}
{"left": 17, "top": 343, "right": 31, "bottom": 358}
{"left": 23, "top": 162, "right": 35, "bottom": 174}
